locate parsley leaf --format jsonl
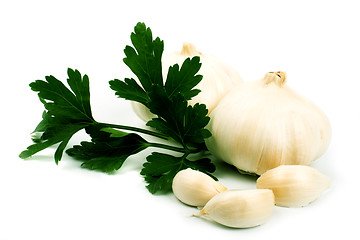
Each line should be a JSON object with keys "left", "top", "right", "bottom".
{"left": 108, "top": 78, "right": 150, "bottom": 106}
{"left": 141, "top": 153, "right": 182, "bottom": 193}
{"left": 66, "top": 126, "right": 148, "bottom": 173}
{"left": 20, "top": 22, "right": 216, "bottom": 195}
{"left": 109, "top": 23, "right": 203, "bottom": 109}
{"left": 109, "top": 22, "right": 214, "bottom": 193}
{"left": 182, "top": 103, "right": 212, "bottom": 145}
{"left": 164, "top": 56, "right": 203, "bottom": 100}
{"left": 146, "top": 95, "right": 211, "bottom": 148}
{"left": 19, "top": 68, "right": 95, "bottom": 164}
{"left": 123, "top": 22, "right": 164, "bottom": 90}
{"left": 110, "top": 22, "right": 211, "bottom": 149}
{"left": 141, "top": 152, "right": 216, "bottom": 194}
{"left": 146, "top": 86, "right": 188, "bottom": 143}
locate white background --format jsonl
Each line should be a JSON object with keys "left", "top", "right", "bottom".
{"left": 1, "top": 0, "right": 359, "bottom": 239}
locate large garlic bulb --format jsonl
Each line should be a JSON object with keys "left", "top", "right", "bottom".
{"left": 206, "top": 71, "right": 331, "bottom": 175}
{"left": 131, "top": 43, "right": 243, "bottom": 122}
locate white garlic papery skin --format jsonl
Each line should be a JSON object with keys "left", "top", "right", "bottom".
{"left": 256, "top": 165, "right": 330, "bottom": 207}
{"left": 131, "top": 43, "right": 243, "bottom": 122}
{"left": 194, "top": 189, "right": 274, "bottom": 228}
{"left": 172, "top": 168, "right": 227, "bottom": 207}
{"left": 206, "top": 71, "right": 332, "bottom": 175}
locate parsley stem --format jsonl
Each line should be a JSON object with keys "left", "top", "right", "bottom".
{"left": 147, "top": 142, "right": 202, "bottom": 154}
{"left": 147, "top": 142, "right": 186, "bottom": 153}
{"left": 99, "top": 123, "right": 169, "bottom": 140}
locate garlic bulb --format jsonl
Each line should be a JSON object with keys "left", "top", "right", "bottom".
{"left": 132, "top": 43, "right": 243, "bottom": 122}
{"left": 206, "top": 71, "right": 331, "bottom": 175}
{"left": 256, "top": 165, "right": 330, "bottom": 207}
{"left": 172, "top": 168, "right": 227, "bottom": 207}
{"left": 194, "top": 189, "right": 274, "bottom": 228}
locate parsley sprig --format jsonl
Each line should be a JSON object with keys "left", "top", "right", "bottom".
{"left": 20, "top": 22, "right": 215, "bottom": 194}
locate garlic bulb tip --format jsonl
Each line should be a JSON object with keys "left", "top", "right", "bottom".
{"left": 180, "top": 42, "right": 201, "bottom": 56}
{"left": 264, "top": 71, "right": 287, "bottom": 87}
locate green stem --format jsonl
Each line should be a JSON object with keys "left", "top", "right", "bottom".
{"left": 97, "top": 123, "right": 203, "bottom": 154}
{"left": 147, "top": 142, "right": 202, "bottom": 154}
{"left": 99, "top": 123, "right": 169, "bottom": 140}
{"left": 147, "top": 142, "right": 186, "bottom": 153}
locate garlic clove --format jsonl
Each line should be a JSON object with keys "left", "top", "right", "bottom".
{"left": 256, "top": 165, "right": 330, "bottom": 207}
{"left": 172, "top": 168, "right": 227, "bottom": 207}
{"left": 194, "top": 189, "right": 274, "bottom": 228}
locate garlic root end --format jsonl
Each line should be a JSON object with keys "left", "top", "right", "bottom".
{"left": 193, "top": 208, "right": 207, "bottom": 218}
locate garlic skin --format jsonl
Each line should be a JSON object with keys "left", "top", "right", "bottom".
{"left": 256, "top": 165, "right": 330, "bottom": 207}
{"left": 195, "top": 189, "right": 274, "bottom": 228}
{"left": 132, "top": 43, "right": 243, "bottom": 122}
{"left": 172, "top": 168, "right": 227, "bottom": 207}
{"left": 206, "top": 71, "right": 332, "bottom": 175}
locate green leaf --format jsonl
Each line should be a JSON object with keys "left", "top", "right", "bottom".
{"left": 146, "top": 118, "right": 180, "bottom": 143}
{"left": 123, "top": 22, "right": 164, "bottom": 90}
{"left": 146, "top": 89, "right": 211, "bottom": 147}
{"left": 183, "top": 103, "right": 211, "bottom": 145}
{"left": 20, "top": 113, "right": 89, "bottom": 163}
{"left": 109, "top": 22, "right": 210, "bottom": 153}
{"left": 66, "top": 125, "right": 148, "bottom": 173}
{"left": 109, "top": 78, "right": 150, "bottom": 105}
{"left": 141, "top": 153, "right": 183, "bottom": 194}
{"left": 66, "top": 68, "right": 92, "bottom": 118}
{"left": 145, "top": 86, "right": 187, "bottom": 141}
{"left": 20, "top": 22, "right": 216, "bottom": 196}
{"left": 165, "top": 56, "right": 203, "bottom": 100}
{"left": 19, "top": 68, "right": 95, "bottom": 163}
{"left": 140, "top": 152, "right": 216, "bottom": 194}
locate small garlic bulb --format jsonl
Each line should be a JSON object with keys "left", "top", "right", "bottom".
{"left": 172, "top": 168, "right": 227, "bottom": 207}
{"left": 132, "top": 43, "right": 243, "bottom": 122}
{"left": 256, "top": 165, "right": 330, "bottom": 207}
{"left": 206, "top": 71, "right": 332, "bottom": 175}
{"left": 194, "top": 189, "right": 274, "bottom": 228}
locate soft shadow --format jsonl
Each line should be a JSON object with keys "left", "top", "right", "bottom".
{"left": 211, "top": 157, "right": 259, "bottom": 182}
{"left": 191, "top": 214, "right": 263, "bottom": 231}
